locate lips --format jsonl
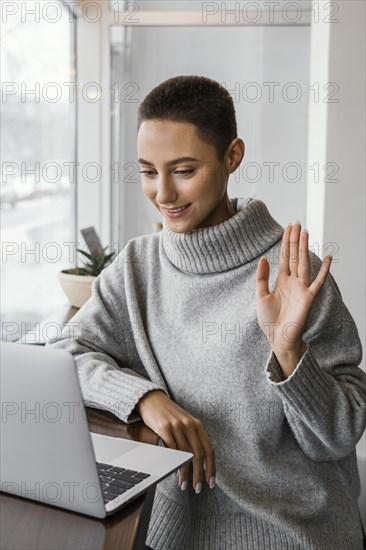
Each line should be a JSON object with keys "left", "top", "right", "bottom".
{"left": 164, "top": 204, "right": 190, "bottom": 213}
{"left": 162, "top": 203, "right": 192, "bottom": 218}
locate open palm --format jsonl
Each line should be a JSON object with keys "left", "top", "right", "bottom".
{"left": 256, "top": 222, "right": 332, "bottom": 355}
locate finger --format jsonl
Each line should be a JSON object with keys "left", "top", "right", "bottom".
{"left": 178, "top": 464, "right": 190, "bottom": 490}
{"left": 185, "top": 420, "right": 207, "bottom": 494}
{"left": 256, "top": 257, "right": 270, "bottom": 299}
{"left": 172, "top": 429, "right": 192, "bottom": 490}
{"left": 195, "top": 423, "right": 216, "bottom": 488}
{"left": 309, "top": 256, "right": 332, "bottom": 297}
{"left": 159, "top": 429, "right": 190, "bottom": 489}
{"left": 288, "top": 221, "right": 302, "bottom": 276}
{"left": 279, "top": 224, "right": 292, "bottom": 275}
{"left": 158, "top": 424, "right": 190, "bottom": 489}
{"left": 298, "top": 229, "right": 310, "bottom": 286}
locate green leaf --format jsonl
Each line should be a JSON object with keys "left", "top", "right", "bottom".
{"left": 76, "top": 245, "right": 116, "bottom": 276}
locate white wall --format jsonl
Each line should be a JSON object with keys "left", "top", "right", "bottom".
{"left": 324, "top": 1, "right": 365, "bottom": 370}
{"left": 306, "top": 0, "right": 366, "bottom": 516}
{"left": 115, "top": 25, "right": 310, "bottom": 243}
{"left": 307, "top": 2, "right": 365, "bottom": 372}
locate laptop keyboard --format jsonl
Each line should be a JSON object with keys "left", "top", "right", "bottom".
{"left": 96, "top": 462, "right": 151, "bottom": 503}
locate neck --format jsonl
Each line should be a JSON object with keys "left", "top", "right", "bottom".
{"left": 161, "top": 197, "right": 284, "bottom": 274}
{"left": 195, "top": 194, "right": 237, "bottom": 229}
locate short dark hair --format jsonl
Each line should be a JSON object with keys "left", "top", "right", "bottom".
{"left": 137, "top": 75, "right": 237, "bottom": 161}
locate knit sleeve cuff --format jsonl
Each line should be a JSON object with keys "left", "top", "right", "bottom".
{"left": 265, "top": 352, "right": 287, "bottom": 383}
{"left": 124, "top": 382, "right": 168, "bottom": 424}
{"left": 80, "top": 363, "right": 169, "bottom": 424}
{"left": 264, "top": 345, "right": 333, "bottom": 413}
{"left": 109, "top": 375, "right": 168, "bottom": 424}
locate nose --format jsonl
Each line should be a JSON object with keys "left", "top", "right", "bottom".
{"left": 156, "top": 173, "right": 178, "bottom": 205}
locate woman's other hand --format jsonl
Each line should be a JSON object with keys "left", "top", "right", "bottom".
{"left": 256, "top": 222, "right": 332, "bottom": 378}
{"left": 134, "top": 389, "right": 216, "bottom": 494}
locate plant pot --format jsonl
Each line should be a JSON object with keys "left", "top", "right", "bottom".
{"left": 58, "top": 268, "right": 96, "bottom": 309}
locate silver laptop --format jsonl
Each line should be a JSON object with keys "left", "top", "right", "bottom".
{"left": 0, "top": 342, "right": 193, "bottom": 518}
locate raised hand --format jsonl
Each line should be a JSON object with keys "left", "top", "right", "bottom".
{"left": 256, "top": 222, "right": 332, "bottom": 378}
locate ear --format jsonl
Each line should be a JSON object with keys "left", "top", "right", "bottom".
{"left": 225, "top": 138, "right": 245, "bottom": 174}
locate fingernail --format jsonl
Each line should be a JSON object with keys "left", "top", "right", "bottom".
{"left": 295, "top": 220, "right": 301, "bottom": 225}
{"left": 287, "top": 222, "right": 293, "bottom": 227}
{"left": 180, "top": 480, "right": 187, "bottom": 491}
{"left": 209, "top": 476, "right": 216, "bottom": 489}
{"left": 303, "top": 228, "right": 309, "bottom": 233}
{"left": 195, "top": 482, "right": 202, "bottom": 494}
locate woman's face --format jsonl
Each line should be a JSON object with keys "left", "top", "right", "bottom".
{"left": 137, "top": 119, "right": 242, "bottom": 233}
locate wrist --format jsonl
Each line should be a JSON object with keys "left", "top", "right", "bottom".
{"left": 272, "top": 341, "right": 307, "bottom": 379}
{"left": 135, "top": 389, "right": 166, "bottom": 415}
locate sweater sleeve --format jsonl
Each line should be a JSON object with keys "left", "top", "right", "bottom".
{"left": 45, "top": 255, "right": 169, "bottom": 424}
{"left": 264, "top": 253, "right": 366, "bottom": 461}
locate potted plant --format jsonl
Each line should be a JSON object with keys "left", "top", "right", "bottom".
{"left": 58, "top": 245, "right": 115, "bottom": 308}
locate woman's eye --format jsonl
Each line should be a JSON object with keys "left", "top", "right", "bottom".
{"left": 139, "top": 170, "right": 156, "bottom": 177}
{"left": 175, "top": 170, "right": 194, "bottom": 176}
{"left": 139, "top": 169, "right": 194, "bottom": 177}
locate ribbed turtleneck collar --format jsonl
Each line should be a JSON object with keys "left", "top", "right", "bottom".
{"left": 161, "top": 197, "right": 284, "bottom": 274}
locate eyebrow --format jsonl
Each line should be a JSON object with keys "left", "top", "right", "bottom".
{"left": 138, "top": 156, "right": 200, "bottom": 167}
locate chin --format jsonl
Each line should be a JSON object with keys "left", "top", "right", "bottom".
{"left": 166, "top": 224, "right": 191, "bottom": 234}
{"left": 165, "top": 220, "right": 196, "bottom": 233}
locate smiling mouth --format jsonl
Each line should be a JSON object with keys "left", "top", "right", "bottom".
{"left": 163, "top": 204, "right": 191, "bottom": 213}
{"left": 161, "top": 203, "right": 192, "bottom": 218}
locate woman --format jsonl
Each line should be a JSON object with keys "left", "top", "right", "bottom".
{"left": 48, "top": 75, "right": 366, "bottom": 549}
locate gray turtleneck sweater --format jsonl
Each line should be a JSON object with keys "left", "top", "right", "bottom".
{"left": 46, "top": 197, "right": 366, "bottom": 550}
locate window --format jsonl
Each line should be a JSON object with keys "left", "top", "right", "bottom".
{"left": 1, "top": 0, "right": 77, "bottom": 342}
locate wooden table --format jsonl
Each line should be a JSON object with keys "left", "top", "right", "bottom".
{"left": 2, "top": 305, "right": 161, "bottom": 550}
